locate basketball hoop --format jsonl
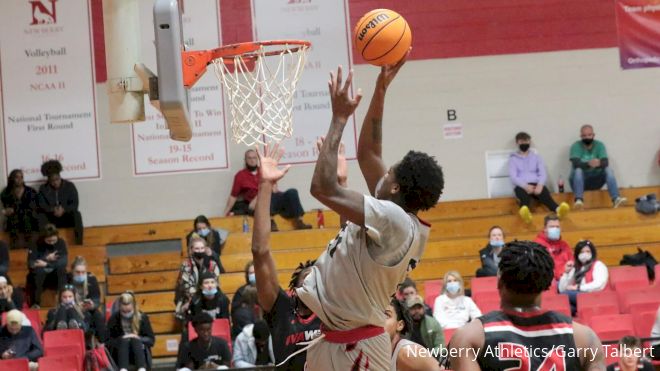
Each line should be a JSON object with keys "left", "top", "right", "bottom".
{"left": 205, "top": 40, "right": 311, "bottom": 146}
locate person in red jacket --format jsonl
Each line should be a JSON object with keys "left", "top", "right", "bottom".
{"left": 533, "top": 214, "right": 572, "bottom": 281}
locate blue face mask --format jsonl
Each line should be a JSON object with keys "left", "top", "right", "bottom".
{"left": 62, "top": 298, "right": 75, "bottom": 306}
{"left": 198, "top": 228, "right": 210, "bottom": 237}
{"left": 547, "top": 227, "right": 561, "bottom": 241}
{"left": 446, "top": 281, "right": 460, "bottom": 295}
{"left": 73, "top": 274, "right": 86, "bottom": 284}
{"left": 121, "top": 311, "right": 134, "bottom": 319}
{"left": 248, "top": 273, "right": 256, "bottom": 285}
{"left": 490, "top": 240, "right": 505, "bottom": 248}
{"left": 202, "top": 288, "right": 218, "bottom": 297}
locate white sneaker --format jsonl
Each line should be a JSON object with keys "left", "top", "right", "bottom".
{"left": 574, "top": 199, "right": 584, "bottom": 210}
{"left": 613, "top": 197, "right": 627, "bottom": 208}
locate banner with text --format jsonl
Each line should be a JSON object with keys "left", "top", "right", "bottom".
{"left": 251, "top": 0, "right": 356, "bottom": 164}
{"left": 0, "top": 0, "right": 100, "bottom": 182}
{"left": 616, "top": 0, "right": 660, "bottom": 69}
{"left": 132, "top": 0, "right": 228, "bottom": 176}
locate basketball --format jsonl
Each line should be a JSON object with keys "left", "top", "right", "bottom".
{"left": 354, "top": 9, "right": 412, "bottom": 66}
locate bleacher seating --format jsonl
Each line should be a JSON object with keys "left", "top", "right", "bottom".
{"left": 576, "top": 290, "right": 620, "bottom": 323}
{"left": 0, "top": 358, "right": 30, "bottom": 371}
{"left": 43, "top": 329, "right": 85, "bottom": 363}
{"left": 38, "top": 354, "right": 81, "bottom": 371}
{"left": 589, "top": 314, "right": 636, "bottom": 342}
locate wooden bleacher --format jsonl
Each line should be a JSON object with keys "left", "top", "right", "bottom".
{"left": 1, "top": 186, "right": 659, "bottom": 359}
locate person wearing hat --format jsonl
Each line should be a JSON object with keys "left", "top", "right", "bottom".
{"left": 0, "top": 310, "right": 42, "bottom": 370}
{"left": 406, "top": 294, "right": 445, "bottom": 355}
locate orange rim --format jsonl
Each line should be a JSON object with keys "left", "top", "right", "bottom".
{"left": 209, "top": 39, "right": 311, "bottom": 61}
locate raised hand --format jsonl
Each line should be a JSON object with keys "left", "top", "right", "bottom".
{"left": 329, "top": 66, "right": 362, "bottom": 121}
{"left": 256, "top": 143, "right": 291, "bottom": 184}
{"left": 376, "top": 47, "right": 410, "bottom": 91}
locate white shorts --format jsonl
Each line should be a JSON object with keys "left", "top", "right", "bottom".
{"left": 305, "top": 327, "right": 391, "bottom": 371}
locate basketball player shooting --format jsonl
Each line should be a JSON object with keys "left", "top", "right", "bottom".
{"left": 448, "top": 240, "right": 606, "bottom": 370}
{"left": 295, "top": 58, "right": 444, "bottom": 369}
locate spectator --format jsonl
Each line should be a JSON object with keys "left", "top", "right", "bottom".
{"left": 185, "top": 215, "right": 226, "bottom": 273}
{"left": 1, "top": 169, "right": 38, "bottom": 249}
{"left": 406, "top": 295, "right": 445, "bottom": 353}
{"left": 44, "top": 285, "right": 90, "bottom": 332}
{"left": 233, "top": 320, "right": 275, "bottom": 368}
{"left": 0, "top": 277, "right": 17, "bottom": 314}
{"left": 476, "top": 226, "right": 505, "bottom": 277}
{"left": 570, "top": 125, "right": 627, "bottom": 209}
{"left": 0, "top": 241, "right": 8, "bottom": 279}
{"left": 231, "top": 261, "right": 256, "bottom": 313}
{"left": 433, "top": 271, "right": 482, "bottom": 329}
{"left": 397, "top": 277, "right": 432, "bottom": 316}
{"left": 559, "top": 240, "right": 609, "bottom": 316}
{"left": 385, "top": 297, "right": 441, "bottom": 370}
{"left": 67, "top": 256, "right": 106, "bottom": 342}
{"left": 231, "top": 285, "right": 259, "bottom": 339}
{"left": 37, "top": 160, "right": 84, "bottom": 244}
{"left": 176, "top": 312, "right": 231, "bottom": 370}
{"left": 0, "top": 310, "right": 42, "bottom": 371}
{"left": 533, "top": 214, "right": 573, "bottom": 281}
{"left": 107, "top": 292, "right": 155, "bottom": 371}
{"left": 28, "top": 224, "right": 67, "bottom": 308}
{"left": 188, "top": 271, "right": 230, "bottom": 321}
{"left": 651, "top": 306, "right": 660, "bottom": 360}
{"left": 175, "top": 237, "right": 220, "bottom": 321}
{"left": 222, "top": 149, "right": 311, "bottom": 231}
{"left": 606, "top": 336, "right": 654, "bottom": 371}
{"left": 509, "top": 132, "right": 569, "bottom": 223}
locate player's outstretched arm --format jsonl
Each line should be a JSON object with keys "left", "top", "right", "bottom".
{"left": 311, "top": 66, "right": 367, "bottom": 226}
{"left": 251, "top": 144, "right": 290, "bottom": 312}
{"left": 573, "top": 322, "right": 606, "bottom": 371}
{"left": 447, "top": 320, "right": 484, "bottom": 371}
{"left": 357, "top": 52, "right": 408, "bottom": 195}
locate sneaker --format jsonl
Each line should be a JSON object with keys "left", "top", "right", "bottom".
{"left": 270, "top": 219, "right": 279, "bottom": 232}
{"left": 518, "top": 206, "right": 533, "bottom": 224}
{"left": 556, "top": 202, "right": 570, "bottom": 219}
{"left": 68, "top": 319, "right": 80, "bottom": 329}
{"left": 56, "top": 321, "right": 67, "bottom": 330}
{"left": 573, "top": 199, "right": 584, "bottom": 210}
{"left": 613, "top": 196, "right": 627, "bottom": 208}
{"left": 293, "top": 218, "right": 312, "bottom": 230}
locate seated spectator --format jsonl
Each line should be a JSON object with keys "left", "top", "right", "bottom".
{"left": 233, "top": 320, "right": 275, "bottom": 368}
{"left": 0, "top": 277, "right": 24, "bottom": 313}
{"left": 186, "top": 215, "right": 226, "bottom": 273}
{"left": 651, "top": 305, "right": 660, "bottom": 360}
{"left": 606, "top": 336, "right": 654, "bottom": 371}
{"left": 175, "top": 237, "right": 220, "bottom": 321}
{"left": 433, "top": 271, "right": 482, "bottom": 329}
{"left": 559, "top": 240, "right": 608, "bottom": 316}
{"left": 397, "top": 277, "right": 432, "bottom": 316}
{"left": 231, "top": 285, "right": 259, "bottom": 339}
{"left": 44, "top": 285, "right": 90, "bottom": 333}
{"left": 189, "top": 272, "right": 230, "bottom": 321}
{"left": 37, "top": 160, "right": 84, "bottom": 244}
{"left": 176, "top": 313, "right": 231, "bottom": 370}
{"left": 533, "top": 214, "right": 573, "bottom": 281}
{"left": 509, "top": 132, "right": 569, "bottom": 223}
{"left": 231, "top": 261, "right": 256, "bottom": 313}
{"left": 476, "top": 226, "right": 506, "bottom": 277}
{"left": 28, "top": 224, "right": 68, "bottom": 308}
{"left": 107, "top": 292, "right": 155, "bottom": 371}
{"left": 222, "top": 149, "right": 311, "bottom": 231}
{"left": 1, "top": 169, "right": 38, "bottom": 249}
{"left": 67, "top": 256, "right": 106, "bottom": 343}
{"left": 0, "top": 241, "right": 8, "bottom": 279}
{"left": 569, "top": 125, "right": 626, "bottom": 209}
{"left": 385, "top": 297, "right": 441, "bottom": 370}
{"left": 406, "top": 295, "right": 445, "bottom": 353}
{"left": 0, "top": 310, "right": 42, "bottom": 371}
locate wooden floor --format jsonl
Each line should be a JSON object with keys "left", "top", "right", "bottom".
{"left": 2, "top": 185, "right": 659, "bottom": 358}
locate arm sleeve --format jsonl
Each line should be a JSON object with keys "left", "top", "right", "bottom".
{"left": 63, "top": 181, "right": 79, "bottom": 212}
{"left": 53, "top": 241, "right": 68, "bottom": 269}
{"left": 28, "top": 246, "right": 40, "bottom": 269}
{"left": 570, "top": 158, "right": 588, "bottom": 169}
{"left": 599, "top": 158, "right": 609, "bottom": 168}
{"left": 37, "top": 187, "right": 52, "bottom": 212}
{"left": 27, "top": 328, "right": 44, "bottom": 361}
{"left": 508, "top": 158, "right": 528, "bottom": 189}
{"left": 363, "top": 197, "right": 414, "bottom": 265}
{"left": 579, "top": 262, "right": 609, "bottom": 292}
{"left": 219, "top": 295, "right": 230, "bottom": 319}
{"left": 88, "top": 276, "right": 101, "bottom": 307}
{"left": 536, "top": 155, "right": 547, "bottom": 185}
{"left": 466, "top": 297, "right": 482, "bottom": 320}
{"left": 140, "top": 314, "right": 156, "bottom": 347}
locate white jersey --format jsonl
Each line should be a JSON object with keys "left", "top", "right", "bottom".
{"left": 391, "top": 339, "right": 417, "bottom": 371}
{"left": 296, "top": 196, "right": 430, "bottom": 331}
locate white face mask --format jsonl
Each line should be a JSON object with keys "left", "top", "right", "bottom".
{"left": 578, "top": 252, "right": 592, "bottom": 264}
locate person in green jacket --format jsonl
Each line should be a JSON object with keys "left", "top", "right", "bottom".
{"left": 406, "top": 295, "right": 445, "bottom": 354}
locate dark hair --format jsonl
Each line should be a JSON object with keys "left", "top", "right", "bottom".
{"left": 573, "top": 240, "right": 597, "bottom": 271}
{"left": 498, "top": 240, "right": 554, "bottom": 294}
{"left": 390, "top": 297, "right": 412, "bottom": 336}
{"left": 543, "top": 213, "right": 559, "bottom": 227}
{"left": 619, "top": 335, "right": 642, "bottom": 349}
{"left": 192, "top": 312, "right": 213, "bottom": 328}
{"left": 397, "top": 277, "right": 417, "bottom": 294}
{"left": 515, "top": 132, "right": 531, "bottom": 142}
{"left": 198, "top": 272, "right": 217, "bottom": 289}
{"left": 244, "top": 261, "right": 254, "bottom": 284}
{"left": 488, "top": 225, "right": 505, "bottom": 239}
{"left": 41, "top": 159, "right": 63, "bottom": 177}
{"left": 41, "top": 224, "right": 59, "bottom": 238}
{"left": 288, "top": 260, "right": 316, "bottom": 291}
{"left": 193, "top": 215, "right": 211, "bottom": 229}
{"left": 393, "top": 151, "right": 444, "bottom": 212}
{"left": 5, "top": 169, "right": 23, "bottom": 191}
{"left": 252, "top": 320, "right": 270, "bottom": 340}
{"left": 240, "top": 285, "right": 258, "bottom": 306}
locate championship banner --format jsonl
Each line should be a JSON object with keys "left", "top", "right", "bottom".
{"left": 132, "top": 0, "right": 228, "bottom": 176}
{"left": 0, "top": 0, "right": 100, "bottom": 182}
{"left": 615, "top": 0, "right": 660, "bottom": 69}
{"left": 251, "top": 0, "right": 357, "bottom": 164}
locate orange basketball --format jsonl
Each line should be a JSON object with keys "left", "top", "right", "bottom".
{"left": 354, "top": 9, "right": 412, "bottom": 66}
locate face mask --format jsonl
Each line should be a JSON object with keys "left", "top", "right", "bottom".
{"left": 248, "top": 273, "right": 256, "bottom": 285}
{"left": 73, "top": 274, "right": 86, "bottom": 284}
{"left": 193, "top": 251, "right": 206, "bottom": 260}
{"left": 581, "top": 138, "right": 594, "bottom": 146}
{"left": 446, "top": 281, "right": 460, "bottom": 295}
{"left": 518, "top": 143, "right": 530, "bottom": 152}
{"left": 547, "top": 227, "right": 561, "bottom": 241}
{"left": 121, "top": 311, "right": 134, "bottom": 319}
{"left": 246, "top": 165, "right": 258, "bottom": 172}
{"left": 202, "top": 288, "right": 218, "bottom": 297}
{"left": 490, "top": 240, "right": 504, "bottom": 248}
{"left": 578, "top": 252, "right": 592, "bottom": 264}
{"left": 62, "top": 298, "right": 75, "bottom": 306}
{"left": 198, "top": 228, "right": 210, "bottom": 237}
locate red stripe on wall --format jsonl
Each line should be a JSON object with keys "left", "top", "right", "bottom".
{"left": 91, "top": 0, "right": 106, "bottom": 83}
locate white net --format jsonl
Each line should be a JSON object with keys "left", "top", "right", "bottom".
{"left": 212, "top": 43, "right": 309, "bottom": 146}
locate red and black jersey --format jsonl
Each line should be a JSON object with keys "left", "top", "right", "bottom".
{"left": 476, "top": 309, "right": 582, "bottom": 371}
